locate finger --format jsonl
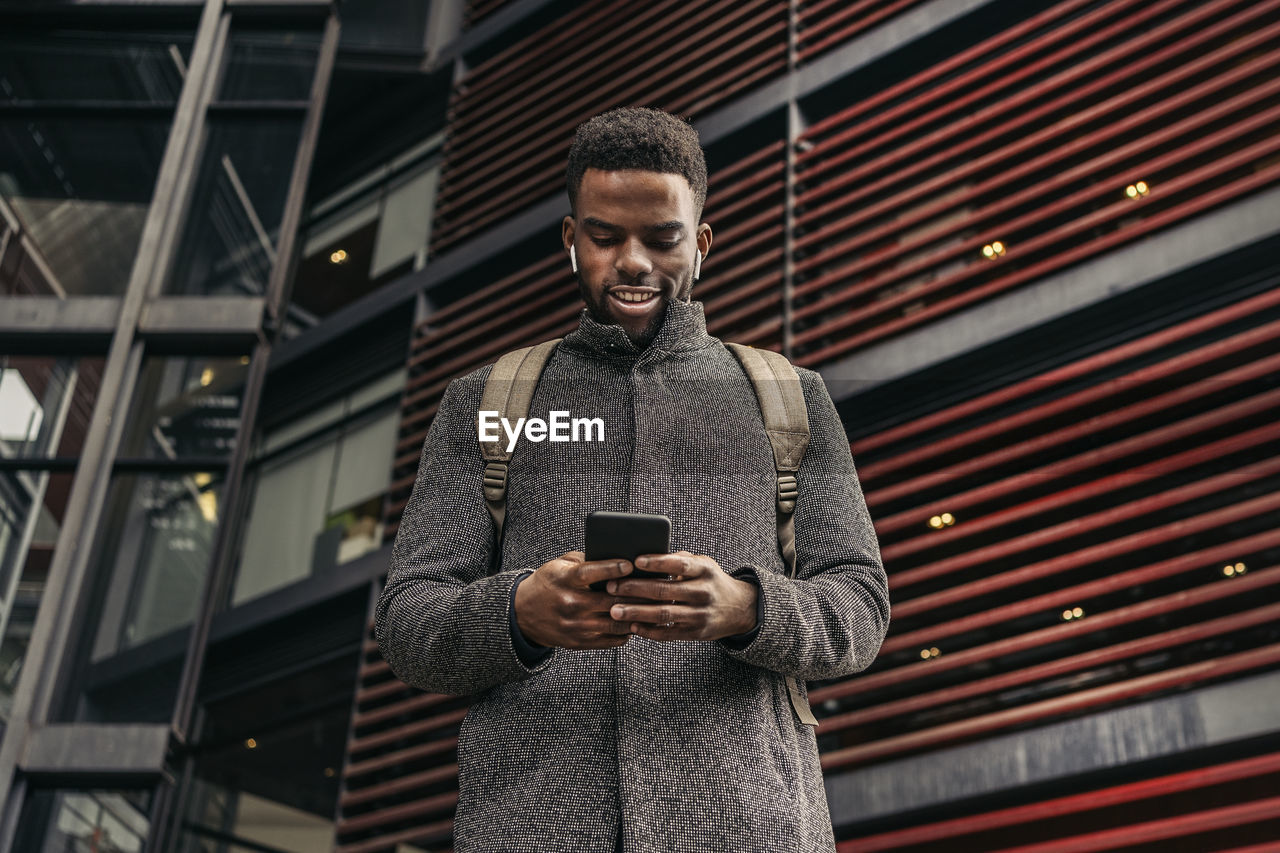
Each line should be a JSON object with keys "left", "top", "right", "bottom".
{"left": 569, "top": 615, "right": 636, "bottom": 635}
{"left": 571, "top": 559, "right": 633, "bottom": 588}
{"left": 610, "top": 602, "right": 698, "bottom": 625}
{"left": 628, "top": 623, "right": 695, "bottom": 642}
{"left": 606, "top": 578, "right": 700, "bottom": 602}
{"left": 635, "top": 552, "right": 709, "bottom": 578}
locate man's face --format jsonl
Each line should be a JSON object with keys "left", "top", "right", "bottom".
{"left": 563, "top": 168, "right": 712, "bottom": 347}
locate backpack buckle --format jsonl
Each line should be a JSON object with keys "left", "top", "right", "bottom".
{"left": 483, "top": 461, "right": 508, "bottom": 501}
{"left": 777, "top": 474, "right": 798, "bottom": 513}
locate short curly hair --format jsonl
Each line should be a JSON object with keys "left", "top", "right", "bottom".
{"left": 566, "top": 107, "right": 708, "bottom": 218}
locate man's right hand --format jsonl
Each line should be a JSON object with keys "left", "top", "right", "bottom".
{"left": 514, "top": 551, "right": 638, "bottom": 649}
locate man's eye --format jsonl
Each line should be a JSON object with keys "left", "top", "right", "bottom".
{"left": 651, "top": 240, "right": 680, "bottom": 249}
{"left": 590, "top": 236, "right": 617, "bottom": 246}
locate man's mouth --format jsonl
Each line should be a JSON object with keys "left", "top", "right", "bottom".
{"left": 607, "top": 288, "right": 661, "bottom": 316}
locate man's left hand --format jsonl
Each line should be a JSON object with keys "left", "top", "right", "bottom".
{"left": 605, "top": 551, "right": 757, "bottom": 642}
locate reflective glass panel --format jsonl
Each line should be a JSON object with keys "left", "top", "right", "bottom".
{"left": 118, "top": 356, "right": 248, "bottom": 460}
{"left": 14, "top": 788, "right": 153, "bottom": 852}
{"left": 181, "top": 661, "right": 352, "bottom": 852}
{"left": 98, "top": 472, "right": 223, "bottom": 652}
{"left": 0, "top": 356, "right": 105, "bottom": 459}
{"left": 0, "top": 29, "right": 190, "bottom": 103}
{"left": 0, "top": 118, "right": 172, "bottom": 295}
{"left": 0, "top": 471, "right": 72, "bottom": 730}
{"left": 234, "top": 382, "right": 400, "bottom": 607}
{"left": 164, "top": 118, "right": 304, "bottom": 296}
{"left": 218, "top": 28, "right": 321, "bottom": 102}
{"left": 54, "top": 471, "right": 223, "bottom": 724}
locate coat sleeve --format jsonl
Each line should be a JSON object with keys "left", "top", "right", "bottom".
{"left": 375, "top": 370, "right": 557, "bottom": 696}
{"left": 718, "top": 367, "right": 890, "bottom": 682}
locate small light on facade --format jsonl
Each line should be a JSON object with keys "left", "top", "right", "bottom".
{"left": 983, "top": 241, "right": 1006, "bottom": 260}
{"left": 330, "top": 249, "right": 348, "bottom": 264}
{"left": 245, "top": 738, "right": 257, "bottom": 749}
{"left": 1125, "top": 181, "right": 1150, "bottom": 199}
{"left": 1224, "top": 562, "right": 1246, "bottom": 577}
{"left": 324, "top": 767, "right": 336, "bottom": 778}
{"left": 928, "top": 512, "right": 956, "bottom": 530}
{"left": 1073, "top": 606, "right": 1084, "bottom": 618}
{"left": 239, "top": 355, "right": 250, "bottom": 365}
{"left": 1235, "top": 562, "right": 1247, "bottom": 574}
{"left": 1223, "top": 565, "right": 1235, "bottom": 577}
{"left": 1062, "top": 609, "right": 1074, "bottom": 621}
{"left": 200, "top": 367, "right": 214, "bottom": 387}
{"left": 920, "top": 647, "right": 941, "bottom": 659}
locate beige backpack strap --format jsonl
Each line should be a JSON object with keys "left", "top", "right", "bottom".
{"left": 477, "top": 339, "right": 562, "bottom": 554}
{"left": 726, "top": 342, "right": 819, "bottom": 727}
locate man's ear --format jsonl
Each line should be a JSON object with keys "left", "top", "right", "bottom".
{"left": 562, "top": 215, "right": 576, "bottom": 252}
{"left": 696, "top": 222, "right": 713, "bottom": 262}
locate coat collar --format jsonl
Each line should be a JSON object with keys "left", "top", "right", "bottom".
{"left": 560, "top": 298, "right": 716, "bottom": 360}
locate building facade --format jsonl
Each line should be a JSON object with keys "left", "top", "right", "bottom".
{"left": 1, "top": 0, "right": 1278, "bottom": 850}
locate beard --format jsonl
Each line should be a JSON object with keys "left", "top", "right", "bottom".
{"left": 577, "top": 271, "right": 694, "bottom": 348}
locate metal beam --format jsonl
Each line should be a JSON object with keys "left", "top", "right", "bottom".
{"left": 824, "top": 668, "right": 1280, "bottom": 828}
{"left": 20, "top": 724, "right": 169, "bottom": 780}
{"left": 137, "top": 296, "right": 264, "bottom": 352}
{"left": 0, "top": 298, "right": 120, "bottom": 352}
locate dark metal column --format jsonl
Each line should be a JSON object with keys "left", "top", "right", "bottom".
{"left": 144, "top": 11, "right": 341, "bottom": 850}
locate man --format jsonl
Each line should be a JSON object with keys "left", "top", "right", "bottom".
{"left": 377, "top": 107, "right": 889, "bottom": 852}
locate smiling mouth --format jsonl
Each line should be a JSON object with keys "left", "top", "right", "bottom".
{"left": 608, "top": 288, "right": 662, "bottom": 314}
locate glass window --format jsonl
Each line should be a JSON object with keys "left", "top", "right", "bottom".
{"left": 234, "top": 371, "right": 404, "bottom": 606}
{"left": 0, "top": 471, "right": 73, "bottom": 730}
{"left": 0, "top": 25, "right": 190, "bottom": 296}
{"left": 50, "top": 469, "right": 223, "bottom": 723}
{"left": 218, "top": 28, "right": 321, "bottom": 102}
{"left": 0, "top": 29, "right": 190, "bottom": 103}
{"left": 91, "top": 472, "right": 225, "bottom": 658}
{"left": 182, "top": 660, "right": 351, "bottom": 852}
{"left": 163, "top": 117, "right": 305, "bottom": 297}
{"left": 118, "top": 356, "right": 249, "bottom": 460}
{"left": 13, "top": 788, "right": 152, "bottom": 853}
{"left": 0, "top": 356, "right": 105, "bottom": 460}
{"left": 236, "top": 407, "right": 398, "bottom": 605}
{"left": 0, "top": 118, "right": 173, "bottom": 296}
{"left": 287, "top": 143, "right": 440, "bottom": 331}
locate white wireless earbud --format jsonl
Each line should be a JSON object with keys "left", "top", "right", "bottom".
{"left": 570, "top": 244, "right": 578, "bottom": 274}
{"left": 693, "top": 250, "right": 702, "bottom": 281}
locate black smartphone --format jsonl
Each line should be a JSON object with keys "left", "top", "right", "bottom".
{"left": 584, "top": 510, "right": 671, "bottom": 591}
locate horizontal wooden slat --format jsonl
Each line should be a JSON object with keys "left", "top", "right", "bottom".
{"left": 849, "top": 751, "right": 1280, "bottom": 851}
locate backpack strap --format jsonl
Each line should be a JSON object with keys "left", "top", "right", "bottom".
{"left": 726, "top": 342, "right": 820, "bottom": 727}
{"left": 477, "top": 339, "right": 562, "bottom": 552}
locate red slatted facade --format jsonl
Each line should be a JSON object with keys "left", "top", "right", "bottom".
{"left": 828, "top": 281, "right": 1280, "bottom": 847}
{"left": 337, "top": 1, "right": 1280, "bottom": 849}
{"left": 463, "top": 0, "right": 519, "bottom": 30}
{"left": 791, "top": 0, "right": 1280, "bottom": 367}
{"left": 796, "top": 0, "right": 934, "bottom": 62}
{"left": 431, "top": 0, "right": 789, "bottom": 255}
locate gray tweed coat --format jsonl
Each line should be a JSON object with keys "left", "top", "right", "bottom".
{"left": 377, "top": 298, "right": 890, "bottom": 852}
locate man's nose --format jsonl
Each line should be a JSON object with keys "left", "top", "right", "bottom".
{"left": 615, "top": 238, "right": 653, "bottom": 279}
